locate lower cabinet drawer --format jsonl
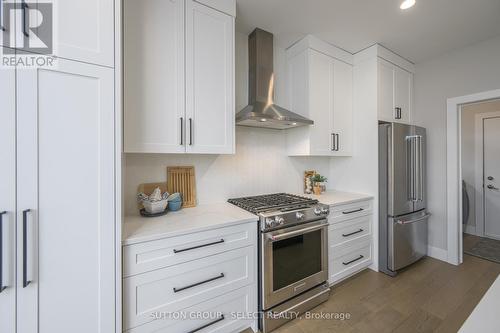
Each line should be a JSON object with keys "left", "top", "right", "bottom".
{"left": 329, "top": 215, "right": 371, "bottom": 247}
{"left": 329, "top": 200, "right": 372, "bottom": 223}
{"left": 329, "top": 239, "right": 372, "bottom": 285}
{"left": 126, "top": 285, "right": 256, "bottom": 333}
{"left": 123, "top": 246, "right": 255, "bottom": 330}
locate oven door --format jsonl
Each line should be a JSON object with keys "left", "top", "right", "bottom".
{"left": 261, "top": 219, "right": 329, "bottom": 310}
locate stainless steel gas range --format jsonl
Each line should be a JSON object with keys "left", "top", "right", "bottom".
{"left": 228, "top": 193, "right": 331, "bottom": 332}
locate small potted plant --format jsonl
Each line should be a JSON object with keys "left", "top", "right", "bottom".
{"left": 311, "top": 174, "right": 328, "bottom": 195}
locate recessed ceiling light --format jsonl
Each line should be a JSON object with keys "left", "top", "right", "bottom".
{"left": 400, "top": 0, "right": 416, "bottom": 10}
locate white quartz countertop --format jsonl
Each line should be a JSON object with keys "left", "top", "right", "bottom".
{"left": 459, "top": 274, "right": 500, "bottom": 333}
{"left": 122, "top": 203, "right": 257, "bottom": 245}
{"left": 122, "top": 190, "right": 372, "bottom": 246}
{"left": 303, "top": 190, "right": 373, "bottom": 206}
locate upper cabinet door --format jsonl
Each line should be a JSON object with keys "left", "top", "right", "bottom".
{"left": 123, "top": 0, "right": 186, "bottom": 153}
{"left": 394, "top": 67, "right": 412, "bottom": 124}
{"left": 308, "top": 49, "right": 335, "bottom": 156}
{"left": 0, "top": 47, "right": 16, "bottom": 333}
{"left": 55, "top": 0, "right": 114, "bottom": 66}
{"left": 378, "top": 58, "right": 395, "bottom": 122}
{"left": 332, "top": 59, "right": 353, "bottom": 156}
{"left": 16, "top": 58, "right": 116, "bottom": 333}
{"left": 185, "top": 0, "right": 234, "bottom": 154}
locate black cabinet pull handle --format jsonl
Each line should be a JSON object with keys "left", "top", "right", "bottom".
{"left": 336, "top": 134, "right": 340, "bottom": 151}
{"left": 342, "top": 255, "right": 364, "bottom": 266}
{"left": 22, "top": 209, "right": 31, "bottom": 288}
{"left": 173, "top": 239, "right": 224, "bottom": 253}
{"left": 189, "top": 118, "right": 193, "bottom": 145}
{"left": 187, "top": 314, "right": 225, "bottom": 333}
{"left": 0, "top": 211, "right": 7, "bottom": 292}
{"left": 342, "top": 208, "right": 363, "bottom": 215}
{"left": 22, "top": 1, "right": 29, "bottom": 37}
{"left": 342, "top": 229, "right": 364, "bottom": 237}
{"left": 180, "top": 117, "right": 184, "bottom": 145}
{"left": 173, "top": 273, "right": 224, "bottom": 293}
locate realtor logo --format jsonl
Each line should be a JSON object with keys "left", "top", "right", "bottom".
{"left": 1, "top": 1, "right": 53, "bottom": 54}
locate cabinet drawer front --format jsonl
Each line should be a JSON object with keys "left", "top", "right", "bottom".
{"left": 328, "top": 200, "right": 372, "bottom": 223}
{"left": 329, "top": 241, "right": 372, "bottom": 284}
{"left": 123, "top": 223, "right": 256, "bottom": 277}
{"left": 123, "top": 246, "right": 255, "bottom": 330}
{"left": 126, "top": 285, "right": 255, "bottom": 333}
{"left": 329, "top": 215, "right": 371, "bottom": 247}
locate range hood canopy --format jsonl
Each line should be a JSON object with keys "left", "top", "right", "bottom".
{"left": 236, "top": 28, "right": 313, "bottom": 130}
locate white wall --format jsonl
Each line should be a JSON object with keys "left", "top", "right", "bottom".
{"left": 461, "top": 100, "right": 500, "bottom": 232}
{"left": 124, "top": 32, "right": 330, "bottom": 215}
{"left": 414, "top": 35, "right": 500, "bottom": 251}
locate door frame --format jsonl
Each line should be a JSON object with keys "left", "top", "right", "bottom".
{"left": 446, "top": 88, "right": 500, "bottom": 265}
{"left": 475, "top": 112, "right": 500, "bottom": 239}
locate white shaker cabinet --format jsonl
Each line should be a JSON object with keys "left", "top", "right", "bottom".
{"left": 377, "top": 58, "right": 413, "bottom": 124}
{"left": 124, "top": 0, "right": 235, "bottom": 155}
{"left": 286, "top": 36, "right": 353, "bottom": 156}
{"left": 16, "top": 0, "right": 114, "bottom": 66}
{"left": 0, "top": 48, "right": 16, "bottom": 333}
{"left": 16, "top": 59, "right": 116, "bottom": 333}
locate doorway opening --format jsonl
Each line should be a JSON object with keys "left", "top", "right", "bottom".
{"left": 461, "top": 99, "right": 500, "bottom": 263}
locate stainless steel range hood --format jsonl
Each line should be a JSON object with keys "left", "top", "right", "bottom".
{"left": 236, "top": 28, "right": 313, "bottom": 130}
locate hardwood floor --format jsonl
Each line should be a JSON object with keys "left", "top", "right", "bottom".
{"left": 243, "top": 255, "right": 500, "bottom": 333}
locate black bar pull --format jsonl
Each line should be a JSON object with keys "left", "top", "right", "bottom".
{"left": 342, "top": 208, "right": 364, "bottom": 215}
{"left": 187, "top": 315, "right": 225, "bottom": 333}
{"left": 0, "top": 211, "right": 7, "bottom": 292}
{"left": 336, "top": 134, "right": 340, "bottom": 151}
{"left": 331, "top": 133, "right": 335, "bottom": 151}
{"left": 180, "top": 117, "right": 184, "bottom": 145}
{"left": 189, "top": 118, "right": 193, "bottom": 145}
{"left": 22, "top": 1, "right": 29, "bottom": 37}
{"left": 23, "top": 209, "right": 31, "bottom": 288}
{"left": 173, "top": 239, "right": 224, "bottom": 254}
{"left": 173, "top": 273, "right": 224, "bottom": 293}
{"left": 342, "top": 255, "right": 364, "bottom": 266}
{"left": 342, "top": 229, "right": 364, "bottom": 237}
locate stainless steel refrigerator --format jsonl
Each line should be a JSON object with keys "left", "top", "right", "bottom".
{"left": 379, "top": 123, "right": 430, "bottom": 276}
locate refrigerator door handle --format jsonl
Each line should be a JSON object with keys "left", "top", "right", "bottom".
{"left": 396, "top": 213, "right": 431, "bottom": 225}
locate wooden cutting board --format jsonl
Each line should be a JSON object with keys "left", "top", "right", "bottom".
{"left": 137, "top": 182, "right": 168, "bottom": 209}
{"left": 167, "top": 166, "right": 196, "bottom": 208}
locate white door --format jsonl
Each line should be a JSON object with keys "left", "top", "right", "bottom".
{"left": 394, "top": 66, "right": 412, "bottom": 124}
{"left": 123, "top": 0, "right": 185, "bottom": 153}
{"left": 0, "top": 47, "right": 16, "bottom": 333}
{"left": 378, "top": 58, "right": 395, "bottom": 122}
{"left": 185, "top": 0, "right": 234, "bottom": 154}
{"left": 332, "top": 59, "right": 353, "bottom": 156}
{"left": 308, "top": 49, "right": 335, "bottom": 155}
{"left": 16, "top": 59, "right": 115, "bottom": 333}
{"left": 484, "top": 117, "right": 500, "bottom": 240}
{"left": 24, "top": 0, "right": 114, "bottom": 66}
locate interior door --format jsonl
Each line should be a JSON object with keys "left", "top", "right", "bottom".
{"left": 484, "top": 117, "right": 500, "bottom": 240}
{"left": 0, "top": 47, "right": 16, "bottom": 333}
{"left": 185, "top": 0, "right": 234, "bottom": 154}
{"left": 16, "top": 58, "right": 115, "bottom": 333}
{"left": 124, "top": 0, "right": 185, "bottom": 153}
{"left": 308, "top": 49, "right": 335, "bottom": 155}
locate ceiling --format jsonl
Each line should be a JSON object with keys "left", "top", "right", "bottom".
{"left": 235, "top": 0, "right": 500, "bottom": 63}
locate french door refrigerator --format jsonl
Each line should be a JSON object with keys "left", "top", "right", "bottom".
{"left": 379, "top": 123, "right": 430, "bottom": 276}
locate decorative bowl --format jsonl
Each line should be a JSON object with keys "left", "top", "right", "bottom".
{"left": 142, "top": 199, "right": 168, "bottom": 214}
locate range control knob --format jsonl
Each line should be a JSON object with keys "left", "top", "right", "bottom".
{"left": 320, "top": 207, "right": 330, "bottom": 215}
{"left": 313, "top": 207, "right": 322, "bottom": 215}
{"left": 275, "top": 216, "right": 285, "bottom": 225}
{"left": 265, "top": 217, "right": 276, "bottom": 227}
{"left": 295, "top": 212, "right": 305, "bottom": 220}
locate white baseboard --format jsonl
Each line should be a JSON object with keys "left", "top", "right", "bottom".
{"left": 463, "top": 224, "right": 477, "bottom": 235}
{"left": 427, "top": 245, "right": 448, "bottom": 262}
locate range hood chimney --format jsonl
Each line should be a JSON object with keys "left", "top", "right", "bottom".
{"left": 235, "top": 28, "right": 313, "bottom": 130}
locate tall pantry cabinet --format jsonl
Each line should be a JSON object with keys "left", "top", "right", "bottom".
{"left": 0, "top": 1, "right": 119, "bottom": 332}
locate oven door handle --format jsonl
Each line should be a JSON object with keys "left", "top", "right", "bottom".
{"left": 267, "top": 223, "right": 327, "bottom": 241}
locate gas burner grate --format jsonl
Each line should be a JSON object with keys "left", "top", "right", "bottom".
{"left": 228, "top": 193, "right": 318, "bottom": 214}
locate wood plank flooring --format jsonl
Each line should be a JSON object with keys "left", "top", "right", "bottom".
{"left": 243, "top": 254, "right": 500, "bottom": 333}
